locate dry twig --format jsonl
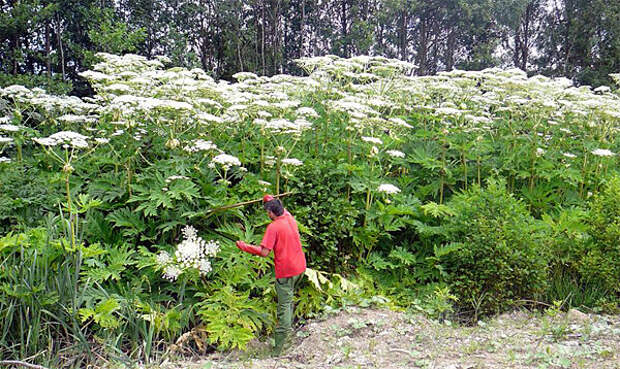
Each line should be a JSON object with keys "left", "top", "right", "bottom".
{"left": 0, "top": 361, "right": 50, "bottom": 369}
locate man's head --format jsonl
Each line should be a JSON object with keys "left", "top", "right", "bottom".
{"left": 264, "top": 198, "right": 284, "bottom": 219}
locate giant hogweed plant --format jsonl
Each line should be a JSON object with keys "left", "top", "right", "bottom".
{"left": 0, "top": 53, "right": 618, "bottom": 363}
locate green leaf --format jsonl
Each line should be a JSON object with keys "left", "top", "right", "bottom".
{"left": 304, "top": 267, "right": 333, "bottom": 292}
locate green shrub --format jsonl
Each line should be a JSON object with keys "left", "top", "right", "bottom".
{"left": 437, "top": 179, "right": 548, "bottom": 317}
{"left": 544, "top": 177, "right": 620, "bottom": 310}
{"left": 585, "top": 176, "right": 620, "bottom": 297}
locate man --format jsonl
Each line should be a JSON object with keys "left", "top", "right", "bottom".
{"left": 236, "top": 194, "right": 306, "bottom": 356}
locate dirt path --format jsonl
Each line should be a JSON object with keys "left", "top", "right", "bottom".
{"left": 163, "top": 307, "right": 619, "bottom": 369}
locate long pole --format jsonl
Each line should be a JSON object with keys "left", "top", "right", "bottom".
{"left": 205, "top": 192, "right": 294, "bottom": 215}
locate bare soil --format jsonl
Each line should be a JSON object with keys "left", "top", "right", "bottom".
{"left": 160, "top": 307, "right": 619, "bottom": 369}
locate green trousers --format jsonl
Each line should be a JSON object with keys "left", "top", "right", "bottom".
{"left": 273, "top": 273, "right": 303, "bottom": 355}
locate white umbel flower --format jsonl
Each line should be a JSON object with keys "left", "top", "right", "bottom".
{"left": 163, "top": 265, "right": 182, "bottom": 281}
{"left": 211, "top": 153, "right": 241, "bottom": 170}
{"left": 591, "top": 149, "right": 615, "bottom": 157}
{"left": 377, "top": 184, "right": 401, "bottom": 194}
{"left": 160, "top": 225, "right": 221, "bottom": 281}
{"left": 0, "top": 124, "right": 19, "bottom": 132}
{"left": 297, "top": 107, "right": 320, "bottom": 118}
{"left": 386, "top": 150, "right": 405, "bottom": 158}
{"left": 166, "top": 175, "right": 190, "bottom": 183}
{"left": 33, "top": 131, "right": 89, "bottom": 149}
{"left": 184, "top": 139, "right": 217, "bottom": 153}
{"left": 361, "top": 136, "right": 383, "bottom": 145}
{"left": 281, "top": 158, "right": 303, "bottom": 166}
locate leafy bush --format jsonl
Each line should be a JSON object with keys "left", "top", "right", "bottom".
{"left": 543, "top": 177, "right": 620, "bottom": 310}
{"left": 0, "top": 164, "right": 63, "bottom": 232}
{"left": 585, "top": 177, "right": 620, "bottom": 297}
{"left": 437, "top": 179, "right": 548, "bottom": 317}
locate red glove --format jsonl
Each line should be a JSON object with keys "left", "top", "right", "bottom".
{"left": 236, "top": 240, "right": 263, "bottom": 256}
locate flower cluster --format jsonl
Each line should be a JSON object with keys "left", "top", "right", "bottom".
{"left": 184, "top": 139, "right": 217, "bottom": 153}
{"left": 386, "top": 150, "right": 405, "bottom": 158}
{"left": 255, "top": 118, "right": 312, "bottom": 135}
{"left": 377, "top": 183, "right": 401, "bottom": 195}
{"left": 0, "top": 124, "right": 19, "bottom": 132}
{"left": 281, "top": 158, "right": 303, "bottom": 166}
{"left": 209, "top": 153, "right": 241, "bottom": 170}
{"left": 361, "top": 136, "right": 383, "bottom": 145}
{"left": 591, "top": 149, "right": 615, "bottom": 157}
{"left": 33, "top": 131, "right": 90, "bottom": 149}
{"left": 158, "top": 225, "right": 220, "bottom": 281}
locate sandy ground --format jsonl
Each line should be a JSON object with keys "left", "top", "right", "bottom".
{"left": 158, "top": 307, "right": 619, "bottom": 369}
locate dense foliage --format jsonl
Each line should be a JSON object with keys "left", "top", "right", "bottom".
{"left": 438, "top": 179, "right": 548, "bottom": 317}
{"left": 0, "top": 54, "right": 619, "bottom": 367}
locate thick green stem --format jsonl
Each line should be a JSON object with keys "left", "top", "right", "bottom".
{"left": 126, "top": 161, "right": 133, "bottom": 196}
{"left": 440, "top": 139, "right": 446, "bottom": 204}
{"left": 363, "top": 188, "right": 371, "bottom": 228}
{"left": 346, "top": 131, "right": 352, "bottom": 201}
{"left": 260, "top": 141, "right": 264, "bottom": 175}
{"left": 65, "top": 173, "right": 75, "bottom": 249}
{"left": 462, "top": 151, "right": 467, "bottom": 191}
{"left": 579, "top": 153, "right": 588, "bottom": 198}
{"left": 275, "top": 157, "right": 281, "bottom": 195}
{"left": 477, "top": 157, "right": 481, "bottom": 186}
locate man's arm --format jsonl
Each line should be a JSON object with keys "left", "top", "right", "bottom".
{"left": 236, "top": 241, "right": 271, "bottom": 257}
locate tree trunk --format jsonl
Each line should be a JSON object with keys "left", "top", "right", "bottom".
{"left": 300, "top": 0, "right": 305, "bottom": 58}
{"left": 417, "top": 18, "right": 428, "bottom": 75}
{"left": 262, "top": 0, "right": 266, "bottom": 75}
{"left": 55, "top": 14, "right": 65, "bottom": 80}
{"left": 399, "top": 7, "right": 407, "bottom": 60}
{"left": 341, "top": 0, "right": 348, "bottom": 57}
{"left": 45, "top": 23, "right": 51, "bottom": 77}
{"left": 446, "top": 30, "right": 456, "bottom": 70}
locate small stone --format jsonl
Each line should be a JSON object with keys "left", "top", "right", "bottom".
{"left": 566, "top": 308, "right": 589, "bottom": 323}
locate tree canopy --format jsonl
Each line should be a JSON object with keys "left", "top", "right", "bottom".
{"left": 1, "top": 0, "right": 618, "bottom": 94}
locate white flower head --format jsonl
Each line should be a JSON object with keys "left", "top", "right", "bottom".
{"left": 163, "top": 265, "right": 182, "bottom": 281}
{"left": 182, "top": 225, "right": 198, "bottom": 241}
{"left": 156, "top": 251, "right": 171, "bottom": 266}
{"left": 297, "top": 107, "right": 320, "bottom": 119}
{"left": 184, "top": 139, "right": 217, "bottom": 153}
{"left": 389, "top": 117, "right": 412, "bottom": 129}
{"left": 377, "top": 183, "right": 401, "bottom": 195}
{"left": 33, "top": 131, "right": 89, "bottom": 149}
{"left": 211, "top": 153, "right": 241, "bottom": 170}
{"left": 0, "top": 124, "right": 19, "bottom": 132}
{"left": 386, "top": 150, "right": 405, "bottom": 158}
{"left": 281, "top": 158, "right": 303, "bottom": 166}
{"left": 361, "top": 136, "right": 383, "bottom": 145}
{"left": 166, "top": 175, "right": 190, "bottom": 183}
{"left": 591, "top": 149, "right": 615, "bottom": 157}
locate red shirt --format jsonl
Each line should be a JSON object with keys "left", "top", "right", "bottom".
{"left": 261, "top": 210, "right": 306, "bottom": 278}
